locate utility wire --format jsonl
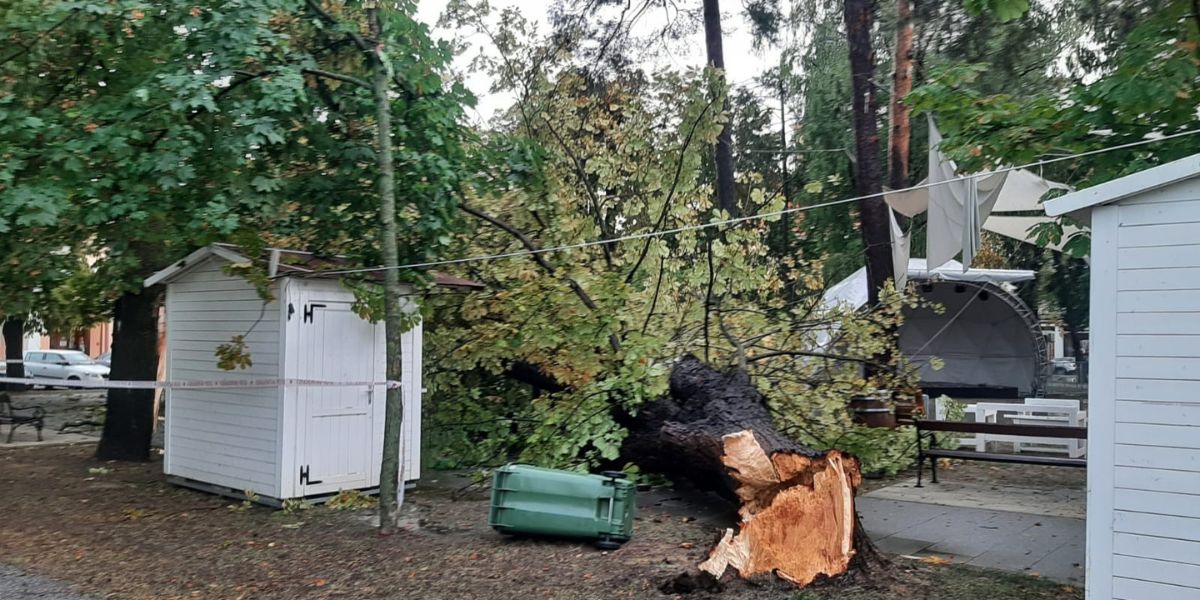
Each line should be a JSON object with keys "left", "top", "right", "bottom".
{"left": 308, "top": 128, "right": 1200, "bottom": 278}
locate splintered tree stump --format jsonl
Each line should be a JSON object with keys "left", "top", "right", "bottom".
{"left": 698, "top": 431, "right": 859, "bottom": 585}
{"left": 620, "top": 355, "right": 865, "bottom": 587}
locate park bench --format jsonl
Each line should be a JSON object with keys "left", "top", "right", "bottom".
{"left": 0, "top": 393, "right": 46, "bottom": 443}
{"left": 914, "top": 419, "right": 1086, "bottom": 487}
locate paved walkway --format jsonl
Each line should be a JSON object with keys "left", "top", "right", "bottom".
{"left": 0, "top": 565, "right": 90, "bottom": 600}
{"left": 866, "top": 476, "right": 1085, "bottom": 519}
{"left": 859, "top": 496, "right": 1085, "bottom": 584}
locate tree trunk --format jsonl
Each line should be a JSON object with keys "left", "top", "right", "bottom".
{"left": 369, "top": 6, "right": 407, "bottom": 534}
{"left": 3, "top": 317, "right": 27, "bottom": 390}
{"left": 1067, "top": 328, "right": 1086, "bottom": 383}
{"left": 844, "top": 0, "right": 893, "bottom": 305}
{"left": 703, "top": 0, "right": 738, "bottom": 218}
{"left": 96, "top": 288, "right": 161, "bottom": 461}
{"left": 622, "top": 356, "right": 874, "bottom": 586}
{"left": 888, "top": 0, "right": 914, "bottom": 193}
{"left": 779, "top": 59, "right": 794, "bottom": 271}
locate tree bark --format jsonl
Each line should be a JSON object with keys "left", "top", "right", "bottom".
{"left": 703, "top": 0, "right": 738, "bottom": 218}
{"left": 368, "top": 6, "right": 407, "bottom": 534}
{"left": 844, "top": 0, "right": 894, "bottom": 305}
{"left": 3, "top": 317, "right": 27, "bottom": 390}
{"left": 888, "top": 0, "right": 914, "bottom": 193}
{"left": 622, "top": 356, "right": 872, "bottom": 586}
{"left": 96, "top": 288, "right": 161, "bottom": 461}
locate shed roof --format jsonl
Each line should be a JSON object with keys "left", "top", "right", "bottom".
{"left": 145, "top": 243, "right": 484, "bottom": 289}
{"left": 1044, "top": 153, "right": 1200, "bottom": 217}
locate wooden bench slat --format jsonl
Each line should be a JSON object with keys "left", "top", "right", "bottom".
{"left": 924, "top": 448, "right": 1086, "bottom": 468}
{"left": 915, "top": 419, "right": 1087, "bottom": 439}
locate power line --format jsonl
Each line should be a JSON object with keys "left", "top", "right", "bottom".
{"left": 310, "top": 128, "right": 1200, "bottom": 278}
{"left": 738, "top": 147, "right": 847, "bottom": 154}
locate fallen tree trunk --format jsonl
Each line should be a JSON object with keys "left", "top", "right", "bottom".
{"left": 621, "top": 355, "right": 876, "bottom": 587}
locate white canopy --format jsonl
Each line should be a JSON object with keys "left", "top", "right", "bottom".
{"left": 823, "top": 258, "right": 1035, "bottom": 311}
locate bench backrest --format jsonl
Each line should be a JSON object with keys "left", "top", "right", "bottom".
{"left": 915, "top": 419, "right": 1087, "bottom": 439}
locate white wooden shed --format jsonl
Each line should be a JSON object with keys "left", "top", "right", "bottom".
{"left": 145, "top": 244, "right": 481, "bottom": 504}
{"left": 1045, "top": 154, "right": 1200, "bottom": 600}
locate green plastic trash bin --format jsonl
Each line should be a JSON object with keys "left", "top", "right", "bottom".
{"left": 489, "top": 464, "right": 636, "bottom": 548}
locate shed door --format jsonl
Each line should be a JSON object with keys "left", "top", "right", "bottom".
{"left": 297, "top": 298, "right": 376, "bottom": 496}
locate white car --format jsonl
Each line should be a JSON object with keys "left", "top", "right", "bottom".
{"left": 23, "top": 350, "right": 110, "bottom": 383}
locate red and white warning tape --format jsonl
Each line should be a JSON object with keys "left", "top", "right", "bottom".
{"left": 0, "top": 376, "right": 400, "bottom": 390}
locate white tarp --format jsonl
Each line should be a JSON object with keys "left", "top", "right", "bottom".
{"left": 992, "top": 168, "right": 1072, "bottom": 212}
{"left": 982, "top": 215, "right": 1086, "bottom": 252}
{"left": 889, "top": 208, "right": 910, "bottom": 289}
{"left": 883, "top": 116, "right": 1074, "bottom": 268}
{"left": 889, "top": 168, "right": 1072, "bottom": 217}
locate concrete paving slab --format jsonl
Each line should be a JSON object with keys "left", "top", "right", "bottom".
{"left": 858, "top": 496, "right": 1085, "bottom": 583}
{"left": 856, "top": 498, "right": 950, "bottom": 538}
{"left": 873, "top": 535, "right": 934, "bottom": 556}
{"left": 864, "top": 477, "right": 1085, "bottom": 519}
{"left": 1029, "top": 541, "right": 1086, "bottom": 584}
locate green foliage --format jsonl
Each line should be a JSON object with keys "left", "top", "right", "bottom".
{"left": 2, "top": 0, "right": 474, "bottom": 365}
{"left": 962, "top": 0, "right": 1031, "bottom": 22}
{"left": 325, "top": 489, "right": 377, "bottom": 510}
{"left": 420, "top": 4, "right": 925, "bottom": 476}
{"left": 908, "top": 0, "right": 1200, "bottom": 248}
{"left": 280, "top": 498, "right": 312, "bottom": 515}
{"left": 215, "top": 335, "right": 253, "bottom": 371}
{"left": 934, "top": 395, "right": 967, "bottom": 448}
{"left": 228, "top": 488, "right": 260, "bottom": 512}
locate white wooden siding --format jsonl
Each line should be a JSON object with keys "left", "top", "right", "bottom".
{"left": 165, "top": 257, "right": 283, "bottom": 497}
{"left": 1113, "top": 576, "right": 1199, "bottom": 600}
{"left": 1095, "top": 177, "right": 1200, "bottom": 599}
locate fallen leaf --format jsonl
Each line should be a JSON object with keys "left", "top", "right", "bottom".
{"left": 678, "top": 543, "right": 693, "bottom": 549}
{"left": 920, "top": 555, "right": 952, "bottom": 565}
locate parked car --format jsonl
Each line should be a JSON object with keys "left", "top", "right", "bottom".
{"left": 96, "top": 351, "right": 112, "bottom": 367}
{"left": 23, "top": 350, "right": 110, "bottom": 382}
{"left": 1052, "top": 357, "right": 1077, "bottom": 374}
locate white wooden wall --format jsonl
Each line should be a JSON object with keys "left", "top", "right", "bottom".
{"left": 164, "top": 257, "right": 284, "bottom": 498}
{"left": 1090, "top": 177, "right": 1200, "bottom": 600}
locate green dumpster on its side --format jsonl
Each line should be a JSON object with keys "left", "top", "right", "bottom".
{"left": 489, "top": 464, "right": 636, "bottom": 548}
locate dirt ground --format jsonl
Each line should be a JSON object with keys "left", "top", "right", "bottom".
{"left": 0, "top": 445, "right": 1082, "bottom": 600}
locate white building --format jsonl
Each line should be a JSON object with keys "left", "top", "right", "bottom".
{"left": 145, "top": 244, "right": 480, "bottom": 504}
{"left": 1045, "top": 154, "right": 1200, "bottom": 600}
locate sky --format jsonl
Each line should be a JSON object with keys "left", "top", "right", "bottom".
{"left": 415, "top": 0, "right": 784, "bottom": 123}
